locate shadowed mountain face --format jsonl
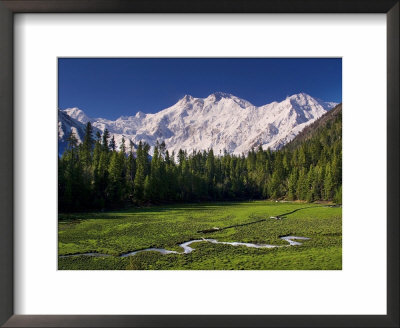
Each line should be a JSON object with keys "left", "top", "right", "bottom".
{"left": 58, "top": 110, "right": 87, "bottom": 155}
{"left": 284, "top": 103, "right": 342, "bottom": 150}
{"left": 58, "top": 92, "right": 337, "bottom": 155}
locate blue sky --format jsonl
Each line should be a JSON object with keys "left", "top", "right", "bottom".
{"left": 58, "top": 58, "right": 342, "bottom": 120}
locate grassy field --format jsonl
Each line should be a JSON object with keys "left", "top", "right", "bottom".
{"left": 58, "top": 201, "right": 341, "bottom": 270}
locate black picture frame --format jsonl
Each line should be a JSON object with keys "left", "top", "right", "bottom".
{"left": 0, "top": 0, "right": 398, "bottom": 327}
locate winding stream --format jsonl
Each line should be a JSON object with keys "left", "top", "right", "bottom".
{"left": 60, "top": 236, "right": 310, "bottom": 258}
{"left": 59, "top": 206, "right": 325, "bottom": 259}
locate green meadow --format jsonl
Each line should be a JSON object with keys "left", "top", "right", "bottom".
{"left": 58, "top": 201, "right": 341, "bottom": 270}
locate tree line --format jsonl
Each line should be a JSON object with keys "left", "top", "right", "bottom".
{"left": 59, "top": 112, "right": 341, "bottom": 212}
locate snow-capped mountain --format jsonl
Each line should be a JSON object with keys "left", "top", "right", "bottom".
{"left": 63, "top": 107, "right": 91, "bottom": 124}
{"left": 58, "top": 92, "right": 337, "bottom": 155}
{"left": 58, "top": 110, "right": 86, "bottom": 155}
{"left": 58, "top": 109, "right": 101, "bottom": 155}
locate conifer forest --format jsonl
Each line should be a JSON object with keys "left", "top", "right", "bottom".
{"left": 58, "top": 106, "right": 342, "bottom": 212}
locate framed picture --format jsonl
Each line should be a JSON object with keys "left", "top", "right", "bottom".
{"left": 0, "top": 0, "right": 398, "bottom": 327}
{"left": 57, "top": 57, "right": 343, "bottom": 271}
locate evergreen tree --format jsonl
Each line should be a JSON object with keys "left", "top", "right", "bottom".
{"left": 109, "top": 136, "right": 116, "bottom": 151}
{"left": 102, "top": 129, "right": 110, "bottom": 151}
{"left": 81, "top": 122, "right": 94, "bottom": 165}
{"left": 126, "top": 142, "right": 136, "bottom": 201}
{"left": 296, "top": 168, "right": 308, "bottom": 200}
{"left": 120, "top": 136, "right": 126, "bottom": 154}
{"left": 134, "top": 141, "right": 147, "bottom": 201}
{"left": 60, "top": 131, "right": 85, "bottom": 211}
{"left": 324, "top": 163, "right": 334, "bottom": 200}
{"left": 107, "top": 151, "right": 124, "bottom": 206}
{"left": 287, "top": 169, "right": 298, "bottom": 200}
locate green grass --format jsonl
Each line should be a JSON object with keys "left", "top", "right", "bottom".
{"left": 58, "top": 200, "right": 342, "bottom": 270}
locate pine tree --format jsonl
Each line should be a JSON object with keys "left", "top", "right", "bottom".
{"left": 334, "top": 185, "right": 342, "bottom": 204}
{"left": 107, "top": 151, "right": 124, "bottom": 206}
{"left": 143, "top": 175, "right": 151, "bottom": 201}
{"left": 61, "top": 131, "right": 86, "bottom": 211}
{"left": 126, "top": 142, "right": 136, "bottom": 201}
{"left": 296, "top": 168, "right": 308, "bottom": 200}
{"left": 269, "top": 170, "right": 281, "bottom": 199}
{"left": 324, "top": 163, "right": 334, "bottom": 200}
{"left": 206, "top": 149, "right": 215, "bottom": 197}
{"left": 287, "top": 169, "right": 298, "bottom": 200}
{"left": 148, "top": 145, "right": 161, "bottom": 201}
{"left": 120, "top": 136, "right": 126, "bottom": 154}
{"left": 306, "top": 166, "right": 316, "bottom": 202}
{"left": 134, "top": 141, "right": 148, "bottom": 201}
{"left": 102, "top": 129, "right": 110, "bottom": 151}
{"left": 109, "top": 136, "right": 116, "bottom": 151}
{"left": 82, "top": 122, "right": 94, "bottom": 150}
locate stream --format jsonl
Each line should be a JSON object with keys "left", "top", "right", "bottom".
{"left": 60, "top": 236, "right": 310, "bottom": 258}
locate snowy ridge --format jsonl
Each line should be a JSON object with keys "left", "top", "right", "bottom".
{"left": 58, "top": 110, "right": 101, "bottom": 155}
{"left": 63, "top": 107, "right": 91, "bottom": 124}
{"left": 59, "top": 92, "right": 337, "bottom": 155}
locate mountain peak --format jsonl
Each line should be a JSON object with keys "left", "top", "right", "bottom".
{"left": 135, "top": 111, "right": 146, "bottom": 119}
{"left": 287, "top": 93, "right": 338, "bottom": 110}
{"left": 213, "top": 91, "right": 234, "bottom": 97}
{"left": 288, "top": 92, "right": 313, "bottom": 100}
{"left": 63, "top": 107, "right": 91, "bottom": 124}
{"left": 290, "top": 93, "right": 314, "bottom": 105}
{"left": 205, "top": 92, "right": 253, "bottom": 108}
{"left": 179, "top": 94, "right": 194, "bottom": 102}
{"left": 207, "top": 92, "right": 234, "bottom": 101}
